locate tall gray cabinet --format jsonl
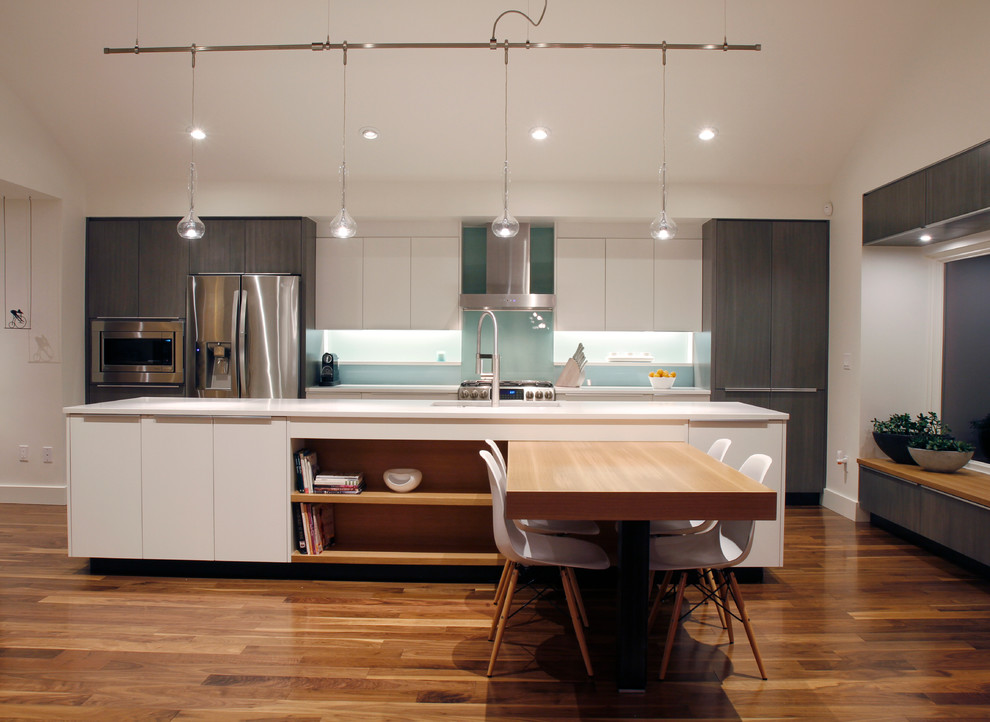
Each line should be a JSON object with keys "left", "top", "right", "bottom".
{"left": 701, "top": 219, "right": 829, "bottom": 500}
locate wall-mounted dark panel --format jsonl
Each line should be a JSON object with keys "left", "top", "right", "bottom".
{"left": 86, "top": 219, "right": 139, "bottom": 318}
{"left": 927, "top": 141, "right": 987, "bottom": 225}
{"left": 245, "top": 219, "right": 303, "bottom": 273}
{"left": 188, "top": 219, "right": 245, "bottom": 273}
{"left": 862, "top": 173, "right": 927, "bottom": 245}
{"left": 138, "top": 219, "right": 189, "bottom": 317}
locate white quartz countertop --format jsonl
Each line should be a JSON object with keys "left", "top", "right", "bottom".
{"left": 64, "top": 397, "right": 786, "bottom": 422}
{"left": 305, "top": 384, "right": 709, "bottom": 396}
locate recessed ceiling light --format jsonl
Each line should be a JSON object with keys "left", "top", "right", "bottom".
{"left": 919, "top": 233, "right": 933, "bottom": 242}
{"left": 529, "top": 126, "right": 551, "bottom": 141}
{"left": 359, "top": 127, "right": 380, "bottom": 140}
{"left": 698, "top": 127, "right": 718, "bottom": 141}
{"left": 189, "top": 127, "right": 206, "bottom": 140}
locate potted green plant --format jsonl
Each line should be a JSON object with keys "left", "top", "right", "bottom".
{"left": 871, "top": 412, "right": 927, "bottom": 465}
{"left": 971, "top": 413, "right": 990, "bottom": 460}
{"left": 907, "top": 412, "right": 974, "bottom": 473}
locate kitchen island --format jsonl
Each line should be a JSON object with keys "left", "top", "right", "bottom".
{"left": 63, "top": 398, "right": 787, "bottom": 570}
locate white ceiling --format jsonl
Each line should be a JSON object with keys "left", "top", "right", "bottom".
{"left": 0, "top": 0, "right": 947, "bottom": 197}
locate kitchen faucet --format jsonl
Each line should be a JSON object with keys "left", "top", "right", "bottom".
{"left": 476, "top": 310, "right": 500, "bottom": 407}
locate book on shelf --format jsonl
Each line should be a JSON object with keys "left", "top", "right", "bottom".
{"left": 312, "top": 485, "right": 365, "bottom": 495}
{"left": 291, "top": 502, "right": 307, "bottom": 553}
{"left": 293, "top": 448, "right": 309, "bottom": 492}
{"left": 313, "top": 472, "right": 365, "bottom": 495}
{"left": 293, "top": 501, "right": 335, "bottom": 554}
{"left": 294, "top": 449, "right": 321, "bottom": 493}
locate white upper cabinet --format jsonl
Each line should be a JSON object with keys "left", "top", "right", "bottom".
{"left": 316, "top": 237, "right": 363, "bottom": 329}
{"left": 363, "top": 237, "right": 411, "bottom": 329}
{"left": 410, "top": 237, "right": 460, "bottom": 330}
{"left": 653, "top": 237, "right": 702, "bottom": 331}
{"left": 316, "top": 234, "right": 459, "bottom": 330}
{"left": 556, "top": 223, "right": 702, "bottom": 332}
{"left": 555, "top": 237, "right": 606, "bottom": 331}
{"left": 605, "top": 237, "right": 655, "bottom": 331}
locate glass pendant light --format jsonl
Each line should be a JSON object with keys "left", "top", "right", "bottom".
{"left": 329, "top": 43, "right": 357, "bottom": 239}
{"left": 650, "top": 48, "right": 678, "bottom": 241}
{"left": 177, "top": 47, "right": 205, "bottom": 240}
{"left": 492, "top": 42, "right": 519, "bottom": 239}
{"left": 178, "top": 162, "right": 205, "bottom": 239}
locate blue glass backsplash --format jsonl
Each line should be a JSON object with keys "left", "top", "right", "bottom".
{"left": 460, "top": 310, "right": 555, "bottom": 381}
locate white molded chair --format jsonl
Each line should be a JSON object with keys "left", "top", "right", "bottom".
{"left": 648, "top": 452, "right": 772, "bottom": 681}
{"left": 648, "top": 438, "right": 731, "bottom": 537}
{"left": 480, "top": 449, "right": 611, "bottom": 677}
{"left": 485, "top": 440, "right": 601, "bottom": 625}
{"left": 485, "top": 440, "right": 600, "bottom": 537}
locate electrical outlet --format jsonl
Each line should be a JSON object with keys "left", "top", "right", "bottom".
{"left": 43, "top": 446, "right": 54, "bottom": 463}
{"left": 18, "top": 445, "right": 29, "bottom": 462}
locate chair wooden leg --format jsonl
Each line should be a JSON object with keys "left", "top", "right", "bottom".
{"left": 718, "top": 570, "right": 736, "bottom": 644}
{"left": 648, "top": 569, "right": 675, "bottom": 633}
{"left": 563, "top": 566, "right": 590, "bottom": 628}
{"left": 487, "top": 564, "right": 519, "bottom": 677}
{"left": 657, "top": 569, "right": 674, "bottom": 601}
{"left": 726, "top": 570, "right": 767, "bottom": 680}
{"left": 560, "top": 567, "right": 594, "bottom": 676}
{"left": 490, "top": 561, "right": 516, "bottom": 641}
{"left": 705, "top": 568, "right": 728, "bottom": 630}
{"left": 493, "top": 559, "right": 512, "bottom": 606}
{"left": 647, "top": 578, "right": 665, "bottom": 632}
{"left": 659, "top": 571, "right": 688, "bottom": 681}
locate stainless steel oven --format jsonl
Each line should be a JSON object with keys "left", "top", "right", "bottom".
{"left": 90, "top": 318, "right": 184, "bottom": 384}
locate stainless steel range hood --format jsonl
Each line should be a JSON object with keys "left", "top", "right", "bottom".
{"left": 459, "top": 223, "right": 556, "bottom": 311}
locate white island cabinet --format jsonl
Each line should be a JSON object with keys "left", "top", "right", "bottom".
{"left": 65, "top": 398, "right": 787, "bottom": 569}
{"left": 67, "top": 411, "right": 288, "bottom": 563}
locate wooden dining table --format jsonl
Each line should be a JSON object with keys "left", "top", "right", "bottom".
{"left": 506, "top": 440, "right": 778, "bottom": 692}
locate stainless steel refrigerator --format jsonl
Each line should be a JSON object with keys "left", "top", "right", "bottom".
{"left": 188, "top": 274, "right": 301, "bottom": 398}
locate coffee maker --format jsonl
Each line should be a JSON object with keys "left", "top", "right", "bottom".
{"left": 319, "top": 353, "right": 339, "bottom": 386}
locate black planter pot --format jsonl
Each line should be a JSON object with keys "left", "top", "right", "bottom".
{"left": 873, "top": 432, "right": 918, "bottom": 465}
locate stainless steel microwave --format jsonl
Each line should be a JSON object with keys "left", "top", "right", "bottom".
{"left": 90, "top": 318, "right": 184, "bottom": 384}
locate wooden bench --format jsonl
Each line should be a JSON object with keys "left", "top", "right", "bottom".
{"left": 858, "top": 458, "right": 990, "bottom": 568}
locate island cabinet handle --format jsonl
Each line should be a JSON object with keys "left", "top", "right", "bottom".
{"left": 724, "top": 387, "right": 818, "bottom": 393}
{"left": 148, "top": 414, "right": 213, "bottom": 420}
{"left": 149, "top": 414, "right": 273, "bottom": 420}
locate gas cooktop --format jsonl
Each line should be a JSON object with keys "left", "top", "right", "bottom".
{"left": 458, "top": 380, "right": 555, "bottom": 402}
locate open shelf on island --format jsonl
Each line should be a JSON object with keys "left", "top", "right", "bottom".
{"left": 290, "top": 438, "right": 502, "bottom": 565}
{"left": 291, "top": 492, "right": 491, "bottom": 506}
{"left": 292, "top": 548, "right": 502, "bottom": 566}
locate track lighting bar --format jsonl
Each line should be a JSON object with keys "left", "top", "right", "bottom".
{"left": 105, "top": 40, "right": 760, "bottom": 56}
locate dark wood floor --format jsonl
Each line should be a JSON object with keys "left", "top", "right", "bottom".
{"left": 1, "top": 504, "right": 989, "bottom": 720}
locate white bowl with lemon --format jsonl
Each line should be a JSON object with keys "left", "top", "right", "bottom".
{"left": 648, "top": 369, "right": 676, "bottom": 389}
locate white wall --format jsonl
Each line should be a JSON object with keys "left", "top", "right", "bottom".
{"left": 823, "top": 0, "right": 990, "bottom": 519}
{"left": 0, "top": 77, "right": 86, "bottom": 504}
{"left": 85, "top": 175, "right": 830, "bottom": 226}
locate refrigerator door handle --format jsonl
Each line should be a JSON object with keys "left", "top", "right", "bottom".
{"left": 238, "top": 289, "right": 248, "bottom": 397}
{"left": 229, "top": 289, "right": 241, "bottom": 394}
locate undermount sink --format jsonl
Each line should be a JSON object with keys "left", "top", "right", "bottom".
{"left": 431, "top": 400, "right": 561, "bottom": 408}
